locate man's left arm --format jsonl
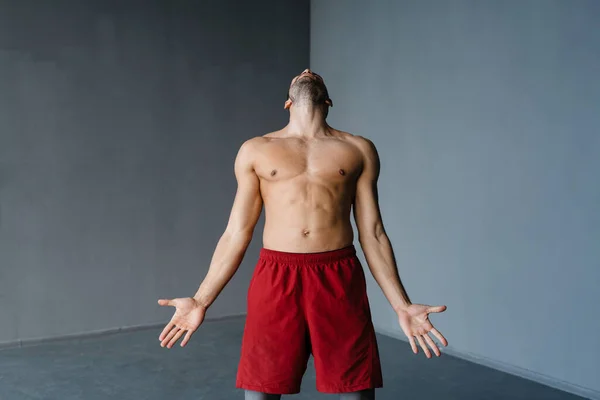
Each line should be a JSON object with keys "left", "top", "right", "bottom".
{"left": 353, "top": 136, "right": 448, "bottom": 357}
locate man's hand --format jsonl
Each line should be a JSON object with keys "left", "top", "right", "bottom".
{"left": 157, "top": 297, "right": 206, "bottom": 348}
{"left": 397, "top": 304, "right": 448, "bottom": 358}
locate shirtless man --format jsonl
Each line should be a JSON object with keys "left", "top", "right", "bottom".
{"left": 157, "top": 69, "right": 448, "bottom": 399}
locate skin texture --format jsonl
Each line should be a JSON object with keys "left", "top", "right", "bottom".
{"left": 157, "top": 69, "right": 449, "bottom": 395}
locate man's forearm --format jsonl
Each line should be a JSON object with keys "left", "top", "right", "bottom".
{"left": 192, "top": 230, "right": 253, "bottom": 309}
{"left": 360, "top": 233, "right": 412, "bottom": 313}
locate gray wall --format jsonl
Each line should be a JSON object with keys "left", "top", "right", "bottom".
{"left": 311, "top": 0, "right": 599, "bottom": 397}
{"left": 0, "top": 0, "right": 309, "bottom": 344}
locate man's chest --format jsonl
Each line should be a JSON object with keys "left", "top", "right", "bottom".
{"left": 254, "top": 139, "right": 363, "bottom": 182}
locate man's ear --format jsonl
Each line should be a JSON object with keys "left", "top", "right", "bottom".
{"left": 325, "top": 99, "right": 333, "bottom": 107}
{"left": 284, "top": 99, "right": 292, "bottom": 109}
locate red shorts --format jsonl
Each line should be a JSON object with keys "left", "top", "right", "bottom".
{"left": 236, "top": 245, "right": 383, "bottom": 394}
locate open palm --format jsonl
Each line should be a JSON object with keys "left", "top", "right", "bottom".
{"left": 157, "top": 297, "right": 206, "bottom": 348}
{"left": 398, "top": 303, "right": 448, "bottom": 358}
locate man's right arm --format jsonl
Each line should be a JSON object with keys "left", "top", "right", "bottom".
{"left": 192, "top": 138, "right": 263, "bottom": 309}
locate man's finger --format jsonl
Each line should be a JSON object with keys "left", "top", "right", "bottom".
{"left": 416, "top": 335, "right": 431, "bottom": 358}
{"left": 427, "top": 305, "right": 447, "bottom": 314}
{"left": 423, "top": 333, "right": 441, "bottom": 357}
{"left": 168, "top": 329, "right": 185, "bottom": 349}
{"left": 430, "top": 327, "right": 448, "bottom": 347}
{"left": 159, "top": 322, "right": 175, "bottom": 341}
{"left": 181, "top": 330, "right": 195, "bottom": 347}
{"left": 160, "top": 326, "right": 179, "bottom": 347}
{"left": 157, "top": 299, "right": 174, "bottom": 307}
{"left": 408, "top": 336, "right": 418, "bottom": 354}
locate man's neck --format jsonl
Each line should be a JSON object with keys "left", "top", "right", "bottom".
{"left": 286, "top": 105, "right": 330, "bottom": 138}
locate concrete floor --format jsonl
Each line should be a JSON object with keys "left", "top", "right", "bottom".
{"left": 0, "top": 317, "right": 587, "bottom": 400}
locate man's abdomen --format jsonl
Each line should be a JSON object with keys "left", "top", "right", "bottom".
{"left": 260, "top": 176, "right": 356, "bottom": 252}
{"left": 262, "top": 207, "right": 354, "bottom": 253}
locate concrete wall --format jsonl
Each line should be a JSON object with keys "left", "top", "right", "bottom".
{"left": 0, "top": 0, "right": 309, "bottom": 344}
{"left": 311, "top": 0, "right": 600, "bottom": 397}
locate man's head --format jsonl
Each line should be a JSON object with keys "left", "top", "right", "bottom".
{"left": 285, "top": 69, "right": 333, "bottom": 114}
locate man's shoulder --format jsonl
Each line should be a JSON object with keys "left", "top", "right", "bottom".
{"left": 238, "top": 135, "right": 272, "bottom": 153}
{"left": 240, "top": 130, "right": 285, "bottom": 148}
{"left": 337, "top": 130, "right": 377, "bottom": 155}
{"left": 236, "top": 133, "right": 285, "bottom": 167}
{"left": 262, "top": 129, "right": 285, "bottom": 139}
{"left": 338, "top": 132, "right": 380, "bottom": 173}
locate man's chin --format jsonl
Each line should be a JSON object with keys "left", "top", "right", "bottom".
{"left": 296, "top": 75, "right": 315, "bottom": 83}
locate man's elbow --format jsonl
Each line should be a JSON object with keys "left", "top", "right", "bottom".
{"left": 358, "top": 226, "right": 386, "bottom": 248}
{"left": 223, "top": 226, "right": 255, "bottom": 248}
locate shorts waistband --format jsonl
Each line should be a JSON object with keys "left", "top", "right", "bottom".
{"left": 259, "top": 245, "right": 357, "bottom": 265}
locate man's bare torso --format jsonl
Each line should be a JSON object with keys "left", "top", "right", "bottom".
{"left": 248, "top": 128, "right": 367, "bottom": 253}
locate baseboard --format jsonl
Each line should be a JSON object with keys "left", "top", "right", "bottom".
{"left": 0, "top": 313, "right": 246, "bottom": 351}
{"left": 375, "top": 325, "right": 599, "bottom": 400}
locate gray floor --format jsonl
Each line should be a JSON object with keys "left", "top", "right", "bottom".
{"left": 0, "top": 317, "right": 586, "bottom": 400}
